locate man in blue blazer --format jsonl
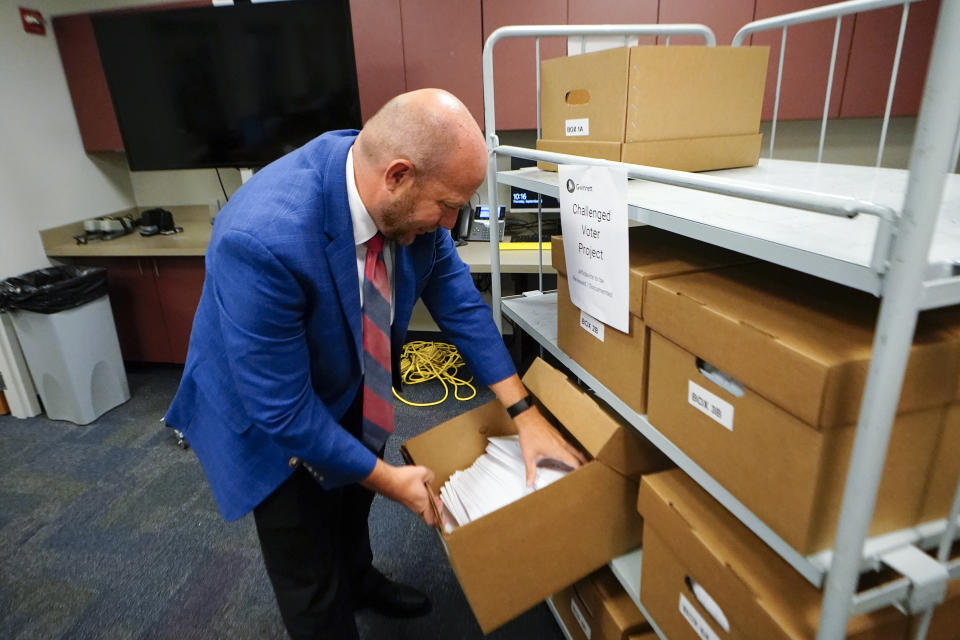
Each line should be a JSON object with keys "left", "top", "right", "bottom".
{"left": 165, "top": 89, "right": 585, "bottom": 639}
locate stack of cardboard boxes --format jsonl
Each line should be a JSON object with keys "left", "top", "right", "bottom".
{"left": 537, "top": 46, "right": 769, "bottom": 172}
{"left": 551, "top": 226, "right": 750, "bottom": 416}
{"left": 400, "top": 43, "right": 958, "bottom": 638}
{"left": 643, "top": 262, "right": 960, "bottom": 553}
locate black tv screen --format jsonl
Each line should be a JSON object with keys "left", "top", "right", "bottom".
{"left": 509, "top": 156, "right": 560, "bottom": 212}
{"left": 92, "top": 1, "right": 361, "bottom": 171}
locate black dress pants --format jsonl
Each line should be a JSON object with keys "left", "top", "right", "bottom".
{"left": 253, "top": 391, "right": 378, "bottom": 640}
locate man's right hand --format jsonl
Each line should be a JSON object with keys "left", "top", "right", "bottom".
{"left": 361, "top": 459, "right": 441, "bottom": 527}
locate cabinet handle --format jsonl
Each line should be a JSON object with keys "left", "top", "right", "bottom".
{"left": 153, "top": 260, "right": 159, "bottom": 279}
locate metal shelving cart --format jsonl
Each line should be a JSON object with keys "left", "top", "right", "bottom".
{"left": 480, "top": 1, "right": 960, "bottom": 639}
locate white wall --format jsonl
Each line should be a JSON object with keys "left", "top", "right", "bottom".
{"left": 0, "top": 0, "right": 137, "bottom": 280}
{"left": 0, "top": 0, "right": 242, "bottom": 281}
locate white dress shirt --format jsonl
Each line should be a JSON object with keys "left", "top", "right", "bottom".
{"left": 346, "top": 147, "right": 395, "bottom": 322}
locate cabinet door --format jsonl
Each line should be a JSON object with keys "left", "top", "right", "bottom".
{"left": 154, "top": 257, "right": 206, "bottom": 364}
{"left": 350, "top": 0, "right": 407, "bottom": 122}
{"left": 482, "top": 0, "right": 567, "bottom": 131}
{"left": 838, "top": 0, "right": 939, "bottom": 118}
{"left": 82, "top": 257, "right": 171, "bottom": 362}
{"left": 752, "top": 0, "right": 855, "bottom": 121}
{"left": 657, "top": 0, "right": 755, "bottom": 46}
{"left": 400, "top": 0, "right": 484, "bottom": 125}
{"left": 52, "top": 14, "right": 124, "bottom": 152}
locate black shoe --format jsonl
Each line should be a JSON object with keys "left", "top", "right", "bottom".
{"left": 356, "top": 571, "right": 432, "bottom": 618}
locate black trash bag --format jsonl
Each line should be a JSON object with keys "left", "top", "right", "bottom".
{"left": 0, "top": 266, "right": 108, "bottom": 314}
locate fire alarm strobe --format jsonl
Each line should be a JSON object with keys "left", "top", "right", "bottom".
{"left": 20, "top": 8, "right": 45, "bottom": 36}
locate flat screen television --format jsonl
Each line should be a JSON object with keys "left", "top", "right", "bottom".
{"left": 92, "top": 0, "right": 361, "bottom": 171}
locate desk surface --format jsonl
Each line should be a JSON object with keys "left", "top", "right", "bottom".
{"left": 42, "top": 206, "right": 555, "bottom": 274}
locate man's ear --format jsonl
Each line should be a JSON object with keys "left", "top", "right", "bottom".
{"left": 384, "top": 159, "right": 415, "bottom": 192}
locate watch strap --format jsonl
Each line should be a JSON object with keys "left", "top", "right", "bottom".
{"left": 505, "top": 394, "right": 535, "bottom": 419}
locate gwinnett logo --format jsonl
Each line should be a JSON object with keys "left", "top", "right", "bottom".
{"left": 566, "top": 179, "right": 576, "bottom": 193}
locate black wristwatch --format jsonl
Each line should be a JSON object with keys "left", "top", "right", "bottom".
{"left": 505, "top": 394, "right": 535, "bottom": 419}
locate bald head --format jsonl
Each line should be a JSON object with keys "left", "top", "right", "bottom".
{"left": 355, "top": 88, "right": 486, "bottom": 182}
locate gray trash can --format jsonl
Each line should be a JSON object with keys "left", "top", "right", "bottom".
{"left": 0, "top": 266, "right": 130, "bottom": 425}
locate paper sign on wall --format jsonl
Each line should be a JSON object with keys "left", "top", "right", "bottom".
{"left": 558, "top": 164, "right": 629, "bottom": 332}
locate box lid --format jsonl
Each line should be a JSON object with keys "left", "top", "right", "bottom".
{"left": 638, "top": 469, "right": 908, "bottom": 639}
{"left": 645, "top": 263, "right": 960, "bottom": 428}
{"left": 626, "top": 46, "right": 768, "bottom": 143}
{"left": 589, "top": 568, "right": 650, "bottom": 637}
{"left": 522, "top": 357, "right": 666, "bottom": 477}
{"left": 551, "top": 227, "right": 751, "bottom": 319}
{"left": 541, "top": 46, "right": 631, "bottom": 141}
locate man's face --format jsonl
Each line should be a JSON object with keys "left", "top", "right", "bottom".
{"left": 378, "top": 170, "right": 478, "bottom": 246}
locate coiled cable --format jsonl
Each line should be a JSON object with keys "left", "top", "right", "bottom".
{"left": 392, "top": 341, "right": 477, "bottom": 406}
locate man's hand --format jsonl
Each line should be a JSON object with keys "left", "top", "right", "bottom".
{"left": 489, "top": 373, "right": 587, "bottom": 488}
{"left": 361, "top": 459, "right": 442, "bottom": 527}
{"left": 515, "top": 405, "right": 587, "bottom": 487}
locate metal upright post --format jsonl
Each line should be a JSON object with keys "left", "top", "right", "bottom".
{"left": 816, "top": 2, "right": 960, "bottom": 639}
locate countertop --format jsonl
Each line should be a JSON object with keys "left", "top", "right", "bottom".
{"left": 42, "top": 206, "right": 212, "bottom": 258}
{"left": 41, "top": 205, "right": 555, "bottom": 274}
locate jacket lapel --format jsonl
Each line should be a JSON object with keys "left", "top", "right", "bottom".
{"left": 320, "top": 134, "right": 363, "bottom": 363}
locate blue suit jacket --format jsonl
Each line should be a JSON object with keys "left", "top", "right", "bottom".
{"left": 165, "top": 130, "right": 515, "bottom": 521}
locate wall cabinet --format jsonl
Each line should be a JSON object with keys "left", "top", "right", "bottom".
{"left": 74, "top": 257, "right": 205, "bottom": 364}
{"left": 52, "top": 13, "right": 124, "bottom": 153}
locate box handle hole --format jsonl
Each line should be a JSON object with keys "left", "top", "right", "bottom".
{"left": 696, "top": 358, "right": 743, "bottom": 398}
{"left": 565, "top": 89, "right": 590, "bottom": 105}
{"left": 685, "top": 576, "right": 730, "bottom": 633}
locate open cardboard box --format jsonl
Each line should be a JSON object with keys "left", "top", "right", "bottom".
{"left": 638, "top": 469, "right": 910, "bottom": 640}
{"left": 551, "top": 228, "right": 751, "bottom": 415}
{"left": 401, "top": 358, "right": 670, "bottom": 633}
{"left": 537, "top": 45, "right": 768, "bottom": 172}
{"left": 644, "top": 263, "right": 960, "bottom": 552}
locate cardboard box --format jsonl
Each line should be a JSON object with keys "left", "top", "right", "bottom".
{"left": 643, "top": 264, "right": 960, "bottom": 552}
{"left": 645, "top": 263, "right": 959, "bottom": 429}
{"left": 401, "top": 358, "right": 670, "bottom": 633}
{"left": 536, "top": 135, "right": 762, "bottom": 173}
{"left": 551, "top": 228, "right": 750, "bottom": 415}
{"left": 538, "top": 45, "right": 768, "bottom": 172}
{"left": 919, "top": 403, "right": 960, "bottom": 524}
{"left": 552, "top": 567, "right": 651, "bottom": 640}
{"left": 638, "top": 469, "right": 910, "bottom": 640}
{"left": 536, "top": 138, "right": 622, "bottom": 172}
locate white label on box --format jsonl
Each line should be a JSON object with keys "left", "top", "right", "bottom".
{"left": 579, "top": 310, "right": 605, "bottom": 342}
{"left": 688, "top": 380, "right": 734, "bottom": 431}
{"left": 565, "top": 118, "right": 590, "bottom": 137}
{"left": 679, "top": 592, "right": 721, "bottom": 640}
{"left": 570, "top": 598, "right": 592, "bottom": 639}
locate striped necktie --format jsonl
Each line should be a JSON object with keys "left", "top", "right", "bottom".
{"left": 361, "top": 233, "right": 394, "bottom": 451}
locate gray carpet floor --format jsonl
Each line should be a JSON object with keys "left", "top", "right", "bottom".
{"left": 0, "top": 362, "right": 564, "bottom": 640}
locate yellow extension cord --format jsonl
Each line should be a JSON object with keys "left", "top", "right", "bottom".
{"left": 392, "top": 340, "right": 477, "bottom": 407}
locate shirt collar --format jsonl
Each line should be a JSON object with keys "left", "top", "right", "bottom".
{"left": 346, "top": 146, "right": 378, "bottom": 247}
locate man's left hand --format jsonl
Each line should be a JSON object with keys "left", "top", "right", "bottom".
{"left": 514, "top": 406, "right": 587, "bottom": 488}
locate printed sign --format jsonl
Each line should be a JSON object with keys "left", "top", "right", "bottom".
{"left": 679, "top": 592, "right": 721, "bottom": 640}
{"left": 558, "top": 165, "right": 629, "bottom": 332}
{"left": 565, "top": 118, "right": 590, "bottom": 137}
{"left": 579, "top": 310, "right": 605, "bottom": 342}
{"left": 688, "top": 380, "right": 734, "bottom": 431}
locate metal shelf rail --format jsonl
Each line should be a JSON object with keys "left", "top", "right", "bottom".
{"left": 480, "top": 2, "right": 960, "bottom": 639}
